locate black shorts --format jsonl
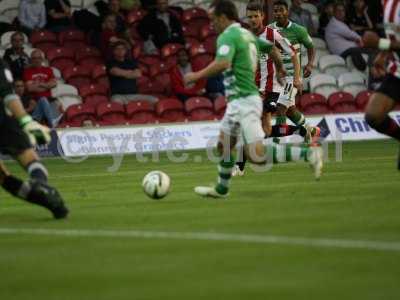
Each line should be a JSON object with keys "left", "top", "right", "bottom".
{"left": 376, "top": 74, "right": 400, "bottom": 103}
{"left": 263, "top": 92, "right": 280, "bottom": 113}
{"left": 0, "top": 105, "right": 32, "bottom": 156}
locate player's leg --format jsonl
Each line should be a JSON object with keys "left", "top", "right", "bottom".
{"left": 286, "top": 105, "right": 320, "bottom": 143}
{"left": 195, "top": 102, "right": 239, "bottom": 197}
{"left": 16, "top": 149, "right": 49, "bottom": 182}
{"left": 0, "top": 160, "right": 68, "bottom": 219}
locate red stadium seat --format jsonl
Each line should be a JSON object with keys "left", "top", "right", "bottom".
{"left": 96, "top": 102, "right": 126, "bottom": 125}
{"left": 65, "top": 103, "right": 96, "bottom": 127}
{"left": 299, "top": 93, "right": 331, "bottom": 115}
{"left": 182, "top": 8, "right": 210, "bottom": 35}
{"left": 126, "top": 9, "right": 147, "bottom": 25}
{"left": 328, "top": 91, "right": 357, "bottom": 113}
{"left": 148, "top": 62, "right": 172, "bottom": 77}
{"left": 199, "top": 24, "right": 217, "bottom": 40}
{"left": 76, "top": 46, "right": 103, "bottom": 67}
{"left": 138, "top": 80, "right": 165, "bottom": 95}
{"left": 191, "top": 54, "right": 214, "bottom": 70}
{"left": 138, "top": 54, "right": 162, "bottom": 67}
{"left": 355, "top": 90, "right": 372, "bottom": 110}
{"left": 154, "top": 73, "right": 171, "bottom": 94}
{"left": 189, "top": 43, "right": 207, "bottom": 57}
{"left": 182, "top": 25, "right": 199, "bottom": 38}
{"left": 185, "top": 37, "right": 201, "bottom": 50}
{"left": 79, "top": 83, "right": 109, "bottom": 99}
{"left": 58, "top": 29, "right": 87, "bottom": 51}
{"left": 185, "top": 97, "right": 214, "bottom": 121}
{"left": 46, "top": 47, "right": 75, "bottom": 72}
{"left": 203, "top": 36, "right": 217, "bottom": 54}
{"left": 128, "top": 24, "right": 142, "bottom": 41}
{"left": 126, "top": 101, "right": 157, "bottom": 124}
{"left": 84, "top": 95, "right": 109, "bottom": 107}
{"left": 161, "top": 43, "right": 184, "bottom": 59}
{"left": 214, "top": 95, "right": 227, "bottom": 119}
{"left": 156, "top": 98, "right": 186, "bottom": 123}
{"left": 132, "top": 43, "right": 142, "bottom": 59}
{"left": 30, "top": 30, "right": 58, "bottom": 50}
{"left": 63, "top": 65, "right": 92, "bottom": 88}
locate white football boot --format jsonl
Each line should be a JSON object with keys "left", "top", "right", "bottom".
{"left": 231, "top": 165, "right": 245, "bottom": 177}
{"left": 194, "top": 186, "right": 228, "bottom": 198}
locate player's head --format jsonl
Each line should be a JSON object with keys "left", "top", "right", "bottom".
{"left": 177, "top": 48, "right": 190, "bottom": 67}
{"left": 156, "top": 0, "right": 169, "bottom": 13}
{"left": 112, "top": 41, "right": 128, "bottom": 60}
{"left": 10, "top": 32, "right": 25, "bottom": 50}
{"left": 209, "top": 0, "right": 239, "bottom": 33}
{"left": 273, "top": 0, "right": 289, "bottom": 26}
{"left": 333, "top": 2, "right": 346, "bottom": 22}
{"left": 30, "top": 49, "right": 45, "bottom": 67}
{"left": 14, "top": 79, "right": 25, "bottom": 97}
{"left": 246, "top": 1, "right": 264, "bottom": 34}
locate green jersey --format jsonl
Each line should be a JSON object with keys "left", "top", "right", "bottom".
{"left": 268, "top": 21, "right": 314, "bottom": 77}
{"left": 216, "top": 23, "right": 273, "bottom": 101}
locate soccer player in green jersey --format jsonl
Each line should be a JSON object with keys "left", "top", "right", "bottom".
{"left": 270, "top": 0, "right": 320, "bottom": 143}
{"left": 184, "top": 0, "right": 323, "bottom": 198}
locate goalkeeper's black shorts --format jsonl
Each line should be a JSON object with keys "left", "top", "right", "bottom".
{"left": 0, "top": 105, "right": 32, "bottom": 156}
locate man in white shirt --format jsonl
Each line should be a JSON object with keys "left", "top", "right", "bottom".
{"left": 325, "top": 3, "right": 367, "bottom": 71}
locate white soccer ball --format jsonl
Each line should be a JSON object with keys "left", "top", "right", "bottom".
{"left": 142, "top": 171, "right": 170, "bottom": 199}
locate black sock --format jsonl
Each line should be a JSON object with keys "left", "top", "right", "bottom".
{"left": 2, "top": 175, "right": 31, "bottom": 199}
{"left": 271, "top": 125, "right": 300, "bottom": 137}
{"left": 26, "top": 161, "right": 48, "bottom": 182}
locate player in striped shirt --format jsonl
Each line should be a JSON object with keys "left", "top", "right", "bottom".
{"left": 269, "top": 0, "right": 319, "bottom": 143}
{"left": 362, "top": 0, "right": 400, "bottom": 169}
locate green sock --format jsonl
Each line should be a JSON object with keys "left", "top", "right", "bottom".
{"left": 289, "top": 111, "right": 306, "bottom": 126}
{"left": 216, "top": 154, "right": 235, "bottom": 195}
{"left": 266, "top": 143, "right": 309, "bottom": 163}
{"left": 276, "top": 115, "right": 287, "bottom": 125}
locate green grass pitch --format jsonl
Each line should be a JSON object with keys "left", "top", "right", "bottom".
{"left": 0, "top": 140, "right": 400, "bottom": 300}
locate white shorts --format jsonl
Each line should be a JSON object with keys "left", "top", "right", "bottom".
{"left": 220, "top": 95, "right": 264, "bottom": 144}
{"left": 276, "top": 77, "right": 298, "bottom": 108}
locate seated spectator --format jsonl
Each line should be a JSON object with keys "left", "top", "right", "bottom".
{"left": 107, "top": 42, "right": 157, "bottom": 104}
{"left": 3, "top": 32, "right": 30, "bottom": 80}
{"left": 120, "top": 0, "right": 140, "bottom": 11}
{"left": 44, "top": 0, "right": 72, "bottom": 32}
{"left": 289, "top": 0, "right": 316, "bottom": 36}
{"left": 170, "top": 49, "right": 206, "bottom": 102}
{"left": 347, "top": 0, "right": 374, "bottom": 35}
{"left": 137, "top": 0, "right": 185, "bottom": 50}
{"left": 23, "top": 49, "right": 61, "bottom": 126}
{"left": 100, "top": 14, "right": 130, "bottom": 59}
{"left": 15, "top": 79, "right": 60, "bottom": 127}
{"left": 325, "top": 3, "right": 367, "bottom": 71}
{"left": 318, "top": 1, "right": 334, "bottom": 37}
{"left": 98, "top": 0, "right": 127, "bottom": 34}
{"left": 18, "top": 0, "right": 46, "bottom": 35}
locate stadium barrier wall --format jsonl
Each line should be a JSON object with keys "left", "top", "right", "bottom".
{"left": 56, "top": 111, "right": 400, "bottom": 158}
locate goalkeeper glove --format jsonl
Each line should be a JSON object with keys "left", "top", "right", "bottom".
{"left": 19, "top": 115, "right": 51, "bottom": 146}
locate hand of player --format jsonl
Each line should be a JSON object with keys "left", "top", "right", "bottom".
{"left": 371, "top": 52, "right": 387, "bottom": 78}
{"left": 20, "top": 116, "right": 51, "bottom": 146}
{"left": 362, "top": 31, "right": 380, "bottom": 49}
{"left": 276, "top": 67, "right": 287, "bottom": 86}
{"left": 303, "top": 63, "right": 313, "bottom": 78}
{"left": 184, "top": 72, "right": 199, "bottom": 85}
{"left": 293, "top": 77, "right": 303, "bottom": 95}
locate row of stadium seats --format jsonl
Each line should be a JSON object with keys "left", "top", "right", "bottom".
{"left": 60, "top": 96, "right": 227, "bottom": 127}
{"left": 310, "top": 72, "right": 366, "bottom": 98}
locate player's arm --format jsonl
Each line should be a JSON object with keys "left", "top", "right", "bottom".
{"left": 363, "top": 31, "right": 400, "bottom": 51}
{"left": 185, "top": 35, "right": 234, "bottom": 84}
{"left": 1, "top": 67, "right": 50, "bottom": 146}
{"left": 298, "top": 26, "right": 315, "bottom": 78}
{"left": 268, "top": 46, "right": 286, "bottom": 86}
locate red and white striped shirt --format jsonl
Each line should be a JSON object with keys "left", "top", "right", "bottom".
{"left": 383, "top": 0, "right": 400, "bottom": 78}
{"left": 258, "top": 26, "right": 295, "bottom": 93}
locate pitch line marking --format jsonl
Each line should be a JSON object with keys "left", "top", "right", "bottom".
{"left": 0, "top": 228, "right": 400, "bottom": 252}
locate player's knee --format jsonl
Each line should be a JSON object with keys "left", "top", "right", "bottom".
{"left": 276, "top": 104, "right": 287, "bottom": 115}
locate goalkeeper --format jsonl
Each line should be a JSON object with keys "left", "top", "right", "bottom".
{"left": 0, "top": 59, "right": 68, "bottom": 219}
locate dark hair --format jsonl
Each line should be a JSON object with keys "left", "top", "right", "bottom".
{"left": 273, "top": 0, "right": 289, "bottom": 9}
{"left": 246, "top": 1, "right": 264, "bottom": 12}
{"left": 211, "top": 0, "right": 239, "bottom": 21}
{"left": 333, "top": 2, "right": 346, "bottom": 10}
{"left": 112, "top": 41, "right": 127, "bottom": 50}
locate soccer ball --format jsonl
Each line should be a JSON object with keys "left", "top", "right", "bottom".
{"left": 142, "top": 171, "right": 170, "bottom": 199}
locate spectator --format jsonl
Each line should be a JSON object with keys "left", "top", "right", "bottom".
{"left": 137, "top": 0, "right": 185, "bottom": 50}
{"left": 120, "top": 0, "right": 140, "bottom": 11}
{"left": 97, "top": 0, "right": 126, "bottom": 34}
{"left": 100, "top": 14, "right": 129, "bottom": 59}
{"left": 44, "top": 0, "right": 72, "bottom": 32}
{"left": 3, "top": 32, "right": 30, "bottom": 80}
{"left": 289, "top": 0, "right": 316, "bottom": 36}
{"left": 318, "top": 1, "right": 334, "bottom": 37}
{"left": 18, "top": 0, "right": 47, "bottom": 35}
{"left": 325, "top": 3, "right": 367, "bottom": 71}
{"left": 170, "top": 49, "right": 206, "bottom": 102}
{"left": 15, "top": 79, "right": 60, "bottom": 127}
{"left": 23, "top": 49, "right": 61, "bottom": 126}
{"left": 347, "top": 0, "right": 374, "bottom": 35}
{"left": 107, "top": 41, "right": 157, "bottom": 104}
